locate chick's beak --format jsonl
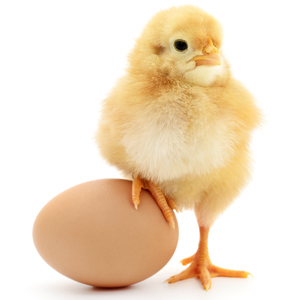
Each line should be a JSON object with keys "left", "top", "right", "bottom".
{"left": 191, "top": 37, "right": 221, "bottom": 66}
{"left": 191, "top": 53, "right": 221, "bottom": 66}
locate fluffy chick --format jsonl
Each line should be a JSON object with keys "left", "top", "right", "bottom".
{"left": 96, "top": 5, "right": 261, "bottom": 290}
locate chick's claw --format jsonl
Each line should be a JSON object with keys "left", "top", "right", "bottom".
{"left": 131, "top": 176, "right": 176, "bottom": 229}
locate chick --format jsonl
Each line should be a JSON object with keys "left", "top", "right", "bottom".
{"left": 96, "top": 5, "right": 261, "bottom": 290}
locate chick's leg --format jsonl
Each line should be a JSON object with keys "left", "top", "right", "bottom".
{"left": 166, "top": 226, "right": 251, "bottom": 290}
{"left": 132, "top": 176, "right": 176, "bottom": 228}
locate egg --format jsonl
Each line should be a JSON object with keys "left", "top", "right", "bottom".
{"left": 33, "top": 179, "right": 179, "bottom": 287}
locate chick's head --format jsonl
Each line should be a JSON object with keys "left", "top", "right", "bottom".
{"left": 128, "top": 5, "right": 227, "bottom": 87}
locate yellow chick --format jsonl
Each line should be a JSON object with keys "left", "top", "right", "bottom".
{"left": 95, "top": 5, "right": 261, "bottom": 290}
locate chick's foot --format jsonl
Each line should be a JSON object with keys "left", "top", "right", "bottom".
{"left": 132, "top": 176, "right": 177, "bottom": 228}
{"left": 166, "top": 227, "right": 251, "bottom": 290}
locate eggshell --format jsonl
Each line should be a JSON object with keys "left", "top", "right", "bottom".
{"left": 33, "top": 179, "right": 178, "bottom": 287}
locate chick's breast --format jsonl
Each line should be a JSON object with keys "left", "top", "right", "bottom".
{"left": 97, "top": 77, "right": 240, "bottom": 184}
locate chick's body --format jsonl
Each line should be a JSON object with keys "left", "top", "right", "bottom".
{"left": 96, "top": 5, "right": 261, "bottom": 289}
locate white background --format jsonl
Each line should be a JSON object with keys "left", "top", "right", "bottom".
{"left": 1, "top": 0, "right": 299, "bottom": 299}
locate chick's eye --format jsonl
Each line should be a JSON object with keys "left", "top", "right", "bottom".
{"left": 174, "top": 40, "right": 188, "bottom": 52}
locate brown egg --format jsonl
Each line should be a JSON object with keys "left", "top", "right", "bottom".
{"left": 33, "top": 179, "right": 178, "bottom": 287}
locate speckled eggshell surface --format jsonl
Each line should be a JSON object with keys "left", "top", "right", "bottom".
{"left": 33, "top": 179, "right": 179, "bottom": 287}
